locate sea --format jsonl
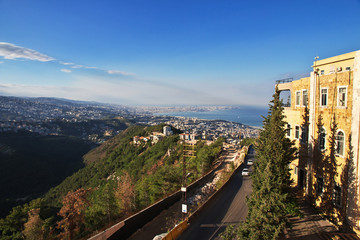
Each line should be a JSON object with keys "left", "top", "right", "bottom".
{"left": 154, "top": 106, "right": 268, "bottom": 127}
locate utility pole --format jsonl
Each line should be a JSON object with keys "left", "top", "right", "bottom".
{"left": 181, "top": 140, "right": 196, "bottom": 220}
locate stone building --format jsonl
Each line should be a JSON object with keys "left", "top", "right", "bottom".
{"left": 277, "top": 50, "right": 360, "bottom": 232}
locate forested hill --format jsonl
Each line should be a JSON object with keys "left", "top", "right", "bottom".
{"left": 0, "top": 131, "right": 93, "bottom": 218}
{"left": 42, "top": 124, "right": 178, "bottom": 206}
{"left": 0, "top": 124, "right": 224, "bottom": 240}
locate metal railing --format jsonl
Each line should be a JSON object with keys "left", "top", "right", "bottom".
{"left": 275, "top": 78, "right": 293, "bottom": 84}
{"left": 282, "top": 102, "right": 291, "bottom": 107}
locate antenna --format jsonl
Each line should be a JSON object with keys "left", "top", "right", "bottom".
{"left": 314, "top": 56, "right": 319, "bottom": 71}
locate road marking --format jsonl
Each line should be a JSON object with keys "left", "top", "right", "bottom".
{"left": 200, "top": 223, "right": 237, "bottom": 228}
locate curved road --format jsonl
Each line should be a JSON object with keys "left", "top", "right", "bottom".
{"left": 178, "top": 147, "right": 254, "bottom": 240}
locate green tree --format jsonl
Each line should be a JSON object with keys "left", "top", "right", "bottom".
{"left": 320, "top": 116, "right": 338, "bottom": 220}
{"left": 86, "top": 181, "right": 120, "bottom": 231}
{"left": 0, "top": 205, "right": 28, "bottom": 240}
{"left": 240, "top": 137, "right": 255, "bottom": 147}
{"left": 225, "top": 87, "right": 296, "bottom": 240}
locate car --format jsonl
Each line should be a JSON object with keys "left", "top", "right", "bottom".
{"left": 247, "top": 159, "right": 253, "bottom": 165}
{"left": 242, "top": 168, "right": 249, "bottom": 176}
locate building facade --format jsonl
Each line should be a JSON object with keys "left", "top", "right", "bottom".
{"left": 163, "top": 125, "right": 173, "bottom": 136}
{"left": 277, "top": 50, "right": 360, "bottom": 232}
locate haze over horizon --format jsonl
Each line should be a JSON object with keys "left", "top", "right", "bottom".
{"left": 1, "top": 0, "right": 360, "bottom": 106}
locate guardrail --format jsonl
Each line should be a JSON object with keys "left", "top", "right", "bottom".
{"left": 164, "top": 146, "right": 249, "bottom": 239}
{"left": 88, "top": 150, "right": 229, "bottom": 240}
{"left": 163, "top": 220, "right": 188, "bottom": 240}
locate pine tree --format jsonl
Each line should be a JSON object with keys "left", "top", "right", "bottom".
{"left": 234, "top": 87, "right": 297, "bottom": 240}
{"left": 320, "top": 116, "right": 338, "bottom": 219}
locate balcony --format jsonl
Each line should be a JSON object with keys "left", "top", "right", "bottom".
{"left": 276, "top": 78, "right": 293, "bottom": 93}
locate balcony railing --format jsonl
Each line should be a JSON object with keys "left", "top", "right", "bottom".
{"left": 282, "top": 102, "right": 291, "bottom": 108}
{"left": 275, "top": 78, "right": 293, "bottom": 84}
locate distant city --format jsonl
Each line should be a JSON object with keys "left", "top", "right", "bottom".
{"left": 0, "top": 96, "right": 260, "bottom": 144}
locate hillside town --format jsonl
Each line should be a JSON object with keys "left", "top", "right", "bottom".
{"left": 0, "top": 96, "right": 260, "bottom": 144}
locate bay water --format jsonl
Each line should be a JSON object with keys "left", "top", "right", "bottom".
{"left": 154, "top": 106, "right": 267, "bottom": 127}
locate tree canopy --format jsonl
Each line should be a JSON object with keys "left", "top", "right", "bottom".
{"left": 223, "top": 88, "right": 297, "bottom": 240}
{"left": 0, "top": 124, "right": 224, "bottom": 240}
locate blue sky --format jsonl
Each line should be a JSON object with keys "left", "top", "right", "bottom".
{"left": 1, "top": 0, "right": 360, "bottom": 106}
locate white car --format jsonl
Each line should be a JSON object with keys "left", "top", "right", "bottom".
{"left": 247, "top": 159, "right": 253, "bottom": 165}
{"left": 242, "top": 168, "right": 249, "bottom": 176}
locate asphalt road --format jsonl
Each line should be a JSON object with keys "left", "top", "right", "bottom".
{"left": 178, "top": 147, "right": 254, "bottom": 240}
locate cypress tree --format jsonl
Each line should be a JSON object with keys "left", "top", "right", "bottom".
{"left": 235, "top": 87, "right": 297, "bottom": 240}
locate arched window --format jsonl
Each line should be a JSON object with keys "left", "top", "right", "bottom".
{"left": 319, "top": 127, "right": 326, "bottom": 150}
{"left": 335, "top": 130, "right": 345, "bottom": 156}
{"left": 286, "top": 124, "right": 291, "bottom": 137}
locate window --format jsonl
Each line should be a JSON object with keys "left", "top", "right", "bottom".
{"left": 346, "top": 67, "right": 351, "bottom": 71}
{"left": 319, "top": 127, "right": 326, "bottom": 151}
{"left": 317, "top": 177, "right": 324, "bottom": 196}
{"left": 320, "top": 88, "right": 328, "bottom": 107}
{"left": 337, "top": 86, "right": 347, "bottom": 107}
{"left": 286, "top": 124, "right": 291, "bottom": 137}
{"left": 302, "top": 90, "right": 308, "bottom": 107}
{"left": 295, "top": 126, "right": 300, "bottom": 139}
{"left": 280, "top": 90, "right": 291, "bottom": 107}
{"left": 295, "top": 91, "right": 301, "bottom": 106}
{"left": 335, "top": 130, "right": 345, "bottom": 156}
{"left": 301, "top": 126, "right": 308, "bottom": 144}
{"left": 320, "top": 70, "right": 324, "bottom": 75}
{"left": 333, "top": 184, "right": 342, "bottom": 207}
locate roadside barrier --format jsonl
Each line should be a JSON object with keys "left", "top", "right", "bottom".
{"left": 162, "top": 220, "right": 188, "bottom": 240}
{"left": 164, "top": 146, "right": 249, "bottom": 239}
{"left": 88, "top": 148, "right": 233, "bottom": 240}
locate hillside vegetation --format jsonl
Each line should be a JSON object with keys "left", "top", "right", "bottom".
{"left": 0, "top": 124, "right": 224, "bottom": 240}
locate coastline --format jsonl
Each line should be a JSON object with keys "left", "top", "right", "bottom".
{"left": 153, "top": 107, "right": 266, "bottom": 128}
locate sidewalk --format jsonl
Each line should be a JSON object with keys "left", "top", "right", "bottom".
{"left": 282, "top": 188, "right": 360, "bottom": 240}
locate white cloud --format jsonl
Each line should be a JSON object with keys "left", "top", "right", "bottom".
{"left": 0, "top": 42, "right": 55, "bottom": 62}
{"left": 0, "top": 42, "right": 136, "bottom": 80}
{"left": 60, "top": 69, "right": 72, "bottom": 73}
{"left": 60, "top": 61, "right": 74, "bottom": 65}
{"left": 107, "top": 70, "right": 135, "bottom": 76}
{"left": 0, "top": 83, "right": 75, "bottom": 99}
{"left": 69, "top": 64, "right": 98, "bottom": 70}
{"left": 67, "top": 64, "right": 98, "bottom": 70}
{"left": 71, "top": 65, "right": 84, "bottom": 69}
{"left": 0, "top": 76, "right": 238, "bottom": 106}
